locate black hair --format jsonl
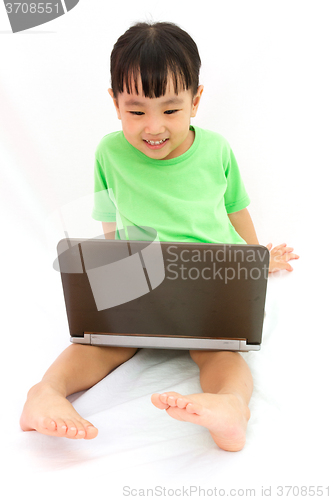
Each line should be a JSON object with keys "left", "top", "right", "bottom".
{"left": 111, "top": 21, "right": 201, "bottom": 100}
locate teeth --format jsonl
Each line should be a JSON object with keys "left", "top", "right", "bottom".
{"left": 145, "top": 139, "right": 167, "bottom": 145}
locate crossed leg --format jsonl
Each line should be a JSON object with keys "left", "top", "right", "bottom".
{"left": 151, "top": 350, "right": 253, "bottom": 451}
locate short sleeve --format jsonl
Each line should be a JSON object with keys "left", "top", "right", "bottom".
{"left": 223, "top": 146, "right": 250, "bottom": 214}
{"left": 91, "top": 157, "right": 117, "bottom": 222}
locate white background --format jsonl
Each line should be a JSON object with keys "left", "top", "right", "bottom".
{"left": 1, "top": 1, "right": 332, "bottom": 498}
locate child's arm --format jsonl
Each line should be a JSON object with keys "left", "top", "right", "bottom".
{"left": 228, "top": 208, "right": 259, "bottom": 245}
{"left": 227, "top": 208, "right": 299, "bottom": 273}
{"left": 102, "top": 222, "right": 116, "bottom": 240}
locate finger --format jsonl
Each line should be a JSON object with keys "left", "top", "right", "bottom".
{"left": 269, "top": 262, "right": 293, "bottom": 273}
{"left": 285, "top": 263, "right": 294, "bottom": 272}
{"left": 284, "top": 252, "right": 300, "bottom": 261}
{"left": 275, "top": 251, "right": 299, "bottom": 261}
{"left": 282, "top": 246, "right": 294, "bottom": 254}
{"left": 270, "top": 244, "right": 287, "bottom": 256}
{"left": 274, "top": 243, "right": 287, "bottom": 250}
{"left": 283, "top": 247, "right": 300, "bottom": 257}
{"left": 273, "top": 246, "right": 297, "bottom": 257}
{"left": 266, "top": 243, "right": 273, "bottom": 251}
{"left": 271, "top": 249, "right": 285, "bottom": 258}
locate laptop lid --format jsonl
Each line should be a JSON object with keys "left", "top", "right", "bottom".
{"left": 55, "top": 237, "right": 269, "bottom": 351}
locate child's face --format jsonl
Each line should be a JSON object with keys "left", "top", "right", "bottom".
{"left": 109, "top": 77, "right": 204, "bottom": 160}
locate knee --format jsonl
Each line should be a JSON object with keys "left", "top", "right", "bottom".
{"left": 189, "top": 349, "right": 239, "bottom": 366}
{"left": 69, "top": 342, "right": 138, "bottom": 363}
{"left": 116, "top": 346, "right": 139, "bottom": 360}
{"left": 189, "top": 349, "right": 210, "bottom": 365}
{"left": 106, "top": 346, "right": 139, "bottom": 364}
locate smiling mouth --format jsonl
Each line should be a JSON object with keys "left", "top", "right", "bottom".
{"left": 143, "top": 138, "right": 169, "bottom": 150}
{"left": 144, "top": 138, "right": 168, "bottom": 145}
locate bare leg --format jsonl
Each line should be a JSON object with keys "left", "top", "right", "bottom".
{"left": 151, "top": 350, "right": 252, "bottom": 451}
{"left": 20, "top": 344, "right": 138, "bottom": 439}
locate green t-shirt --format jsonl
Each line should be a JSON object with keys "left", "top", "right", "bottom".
{"left": 92, "top": 125, "right": 250, "bottom": 244}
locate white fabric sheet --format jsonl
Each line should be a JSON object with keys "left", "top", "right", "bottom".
{"left": 1, "top": 1, "right": 332, "bottom": 498}
{"left": 2, "top": 239, "right": 332, "bottom": 497}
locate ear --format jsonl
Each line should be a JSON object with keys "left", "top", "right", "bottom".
{"left": 108, "top": 88, "right": 121, "bottom": 120}
{"left": 191, "top": 85, "right": 204, "bottom": 118}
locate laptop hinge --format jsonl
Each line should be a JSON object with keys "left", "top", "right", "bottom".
{"left": 70, "top": 334, "right": 260, "bottom": 351}
{"left": 239, "top": 340, "right": 261, "bottom": 351}
{"left": 70, "top": 334, "right": 91, "bottom": 345}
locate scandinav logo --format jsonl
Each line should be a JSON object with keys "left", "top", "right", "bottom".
{"left": 4, "top": 0, "right": 80, "bottom": 33}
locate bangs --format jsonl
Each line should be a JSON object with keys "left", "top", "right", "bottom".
{"left": 111, "top": 22, "right": 200, "bottom": 99}
{"left": 119, "top": 61, "right": 189, "bottom": 99}
{"left": 116, "top": 45, "right": 192, "bottom": 98}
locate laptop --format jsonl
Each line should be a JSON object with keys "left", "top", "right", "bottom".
{"left": 55, "top": 234, "right": 269, "bottom": 352}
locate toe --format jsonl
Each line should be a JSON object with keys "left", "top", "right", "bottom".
{"left": 185, "top": 402, "right": 204, "bottom": 415}
{"left": 84, "top": 424, "right": 98, "bottom": 440}
{"left": 74, "top": 419, "right": 98, "bottom": 440}
{"left": 151, "top": 393, "right": 170, "bottom": 409}
{"left": 166, "top": 395, "right": 178, "bottom": 407}
{"left": 175, "top": 398, "right": 187, "bottom": 409}
{"left": 166, "top": 394, "right": 204, "bottom": 414}
{"left": 41, "top": 417, "right": 57, "bottom": 432}
{"left": 41, "top": 417, "right": 68, "bottom": 436}
{"left": 73, "top": 420, "right": 86, "bottom": 439}
{"left": 161, "top": 392, "right": 183, "bottom": 406}
{"left": 186, "top": 401, "right": 208, "bottom": 415}
{"left": 58, "top": 422, "right": 70, "bottom": 436}
{"left": 64, "top": 420, "right": 78, "bottom": 438}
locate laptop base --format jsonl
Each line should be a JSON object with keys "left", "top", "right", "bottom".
{"left": 70, "top": 334, "right": 260, "bottom": 351}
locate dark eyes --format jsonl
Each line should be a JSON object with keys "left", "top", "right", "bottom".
{"left": 129, "top": 110, "right": 179, "bottom": 116}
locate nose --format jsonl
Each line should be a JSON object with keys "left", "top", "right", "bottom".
{"left": 144, "top": 115, "right": 166, "bottom": 136}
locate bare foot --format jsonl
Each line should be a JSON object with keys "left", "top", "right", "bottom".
{"left": 151, "top": 391, "right": 250, "bottom": 451}
{"left": 20, "top": 382, "right": 98, "bottom": 439}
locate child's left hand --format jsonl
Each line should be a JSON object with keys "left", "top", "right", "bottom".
{"left": 266, "top": 243, "right": 300, "bottom": 273}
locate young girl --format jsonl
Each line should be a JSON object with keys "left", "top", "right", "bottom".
{"left": 20, "top": 21, "right": 298, "bottom": 452}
